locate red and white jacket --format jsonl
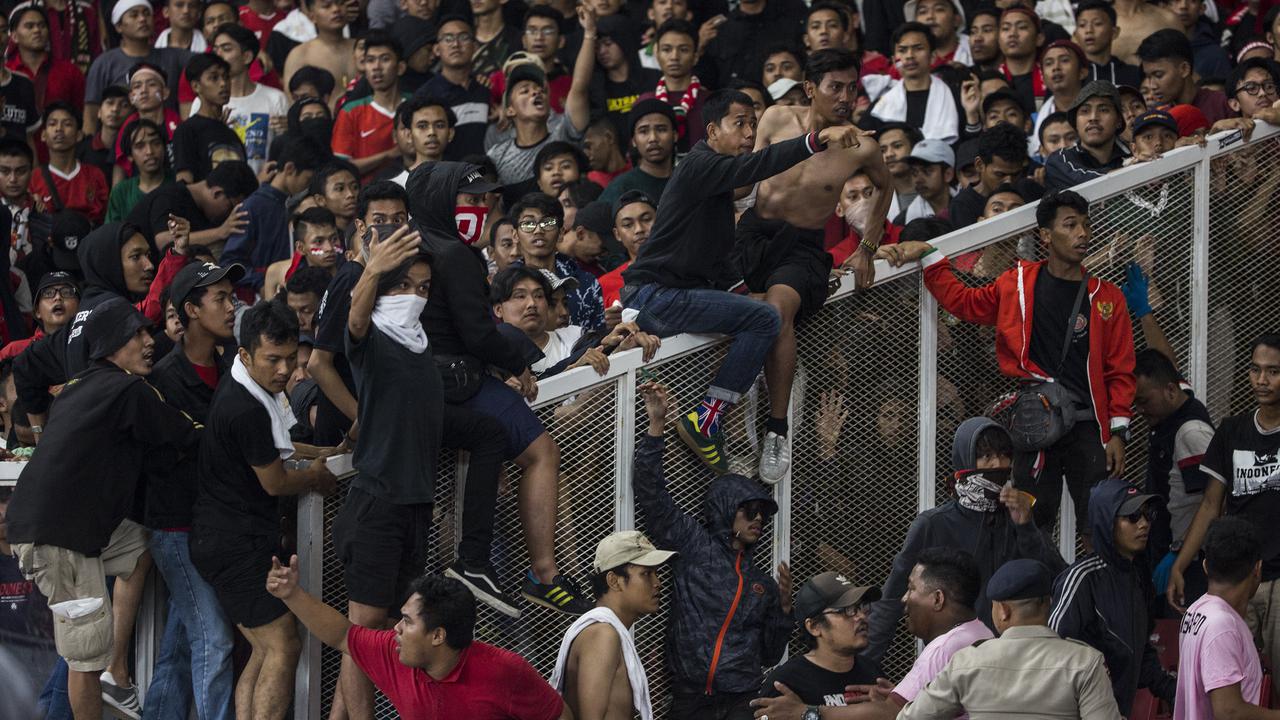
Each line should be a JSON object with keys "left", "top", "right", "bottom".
{"left": 922, "top": 252, "right": 1136, "bottom": 444}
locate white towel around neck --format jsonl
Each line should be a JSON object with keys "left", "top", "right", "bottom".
{"left": 550, "top": 607, "right": 653, "bottom": 720}
{"left": 231, "top": 355, "right": 297, "bottom": 459}
{"left": 871, "top": 75, "right": 960, "bottom": 145}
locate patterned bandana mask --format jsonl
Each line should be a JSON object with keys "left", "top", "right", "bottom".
{"left": 954, "top": 468, "right": 1011, "bottom": 513}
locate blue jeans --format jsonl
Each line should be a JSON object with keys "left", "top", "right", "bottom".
{"left": 623, "top": 283, "right": 780, "bottom": 401}
{"left": 38, "top": 656, "right": 72, "bottom": 719}
{"left": 144, "top": 530, "right": 235, "bottom": 720}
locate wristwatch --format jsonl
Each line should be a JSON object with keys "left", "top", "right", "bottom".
{"left": 29, "top": 424, "right": 42, "bottom": 435}
{"left": 1112, "top": 426, "right": 1130, "bottom": 443}
{"left": 802, "top": 706, "right": 822, "bottom": 720}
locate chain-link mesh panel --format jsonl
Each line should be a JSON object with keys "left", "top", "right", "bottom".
{"left": 1206, "top": 136, "right": 1280, "bottom": 421}
{"left": 789, "top": 283, "right": 922, "bottom": 680}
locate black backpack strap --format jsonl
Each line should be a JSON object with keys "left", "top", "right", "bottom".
{"left": 39, "top": 166, "right": 64, "bottom": 212}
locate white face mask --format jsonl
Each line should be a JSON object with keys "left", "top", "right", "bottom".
{"left": 843, "top": 196, "right": 873, "bottom": 236}
{"left": 371, "top": 294, "right": 429, "bottom": 352}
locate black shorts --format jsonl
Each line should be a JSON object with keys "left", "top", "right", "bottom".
{"left": 459, "top": 375, "right": 545, "bottom": 459}
{"left": 189, "top": 529, "right": 288, "bottom": 629}
{"left": 734, "top": 207, "right": 834, "bottom": 322}
{"left": 332, "top": 486, "right": 433, "bottom": 612}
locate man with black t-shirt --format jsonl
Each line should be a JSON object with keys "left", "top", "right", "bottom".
{"left": 144, "top": 258, "right": 244, "bottom": 720}
{"left": 171, "top": 54, "right": 246, "bottom": 183}
{"left": 1169, "top": 334, "right": 1280, "bottom": 690}
{"left": 880, "top": 190, "right": 1136, "bottom": 540}
{"left": 189, "top": 301, "right": 336, "bottom": 720}
{"left": 757, "top": 572, "right": 883, "bottom": 710}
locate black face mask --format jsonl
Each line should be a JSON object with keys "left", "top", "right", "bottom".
{"left": 299, "top": 117, "right": 334, "bottom": 145}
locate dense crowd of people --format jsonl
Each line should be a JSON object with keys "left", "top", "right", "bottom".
{"left": 0, "top": 0, "right": 1276, "bottom": 718}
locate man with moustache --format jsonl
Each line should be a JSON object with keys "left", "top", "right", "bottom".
{"left": 552, "top": 531, "right": 676, "bottom": 720}
{"left": 734, "top": 48, "right": 892, "bottom": 484}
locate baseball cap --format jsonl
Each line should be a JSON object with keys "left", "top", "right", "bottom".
{"left": 954, "top": 138, "right": 979, "bottom": 172}
{"left": 593, "top": 530, "right": 677, "bottom": 573}
{"left": 457, "top": 166, "right": 502, "bottom": 195}
{"left": 905, "top": 0, "right": 966, "bottom": 24}
{"left": 504, "top": 62, "right": 547, "bottom": 106}
{"left": 169, "top": 260, "right": 247, "bottom": 312}
{"left": 767, "top": 77, "right": 802, "bottom": 102}
{"left": 390, "top": 16, "right": 438, "bottom": 59}
{"left": 1069, "top": 80, "right": 1123, "bottom": 115}
{"left": 572, "top": 201, "right": 615, "bottom": 240}
{"left": 86, "top": 297, "right": 153, "bottom": 360}
{"left": 628, "top": 97, "right": 678, "bottom": 137}
{"left": 537, "top": 268, "right": 579, "bottom": 293}
{"left": 904, "top": 138, "right": 955, "bottom": 168}
{"left": 987, "top": 559, "right": 1053, "bottom": 601}
{"left": 50, "top": 210, "right": 93, "bottom": 274}
{"left": 793, "top": 572, "right": 881, "bottom": 620}
{"left": 1130, "top": 109, "right": 1178, "bottom": 137}
{"left": 1116, "top": 484, "right": 1160, "bottom": 517}
{"left": 1166, "top": 103, "right": 1209, "bottom": 136}
{"left": 35, "top": 271, "right": 78, "bottom": 298}
{"left": 981, "top": 88, "right": 1028, "bottom": 117}
{"left": 613, "top": 190, "right": 657, "bottom": 220}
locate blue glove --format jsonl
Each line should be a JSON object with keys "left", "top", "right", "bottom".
{"left": 1153, "top": 550, "right": 1176, "bottom": 594}
{"left": 1122, "top": 261, "right": 1153, "bottom": 318}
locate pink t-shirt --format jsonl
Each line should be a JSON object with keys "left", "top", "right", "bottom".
{"left": 893, "top": 618, "right": 994, "bottom": 712}
{"left": 1175, "top": 593, "right": 1263, "bottom": 719}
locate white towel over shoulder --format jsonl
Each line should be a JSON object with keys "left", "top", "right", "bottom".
{"left": 550, "top": 607, "right": 653, "bottom": 720}
{"left": 871, "top": 75, "right": 960, "bottom": 145}
{"left": 231, "top": 355, "right": 296, "bottom": 459}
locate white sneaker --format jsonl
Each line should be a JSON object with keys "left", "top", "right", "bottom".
{"left": 758, "top": 431, "right": 791, "bottom": 485}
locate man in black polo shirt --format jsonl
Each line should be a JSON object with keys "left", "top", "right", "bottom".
{"left": 144, "top": 259, "right": 245, "bottom": 720}
{"left": 1044, "top": 81, "right": 1130, "bottom": 193}
{"left": 7, "top": 298, "right": 201, "bottom": 720}
{"left": 189, "top": 301, "right": 336, "bottom": 720}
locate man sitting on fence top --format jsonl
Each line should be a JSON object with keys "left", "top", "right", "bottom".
{"left": 266, "top": 563, "right": 571, "bottom": 720}
{"left": 864, "top": 415, "right": 1063, "bottom": 665}
{"left": 620, "top": 88, "right": 864, "bottom": 475}
{"left": 635, "top": 381, "right": 793, "bottom": 720}
{"left": 879, "top": 191, "right": 1136, "bottom": 545}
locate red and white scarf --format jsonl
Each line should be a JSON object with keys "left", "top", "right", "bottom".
{"left": 655, "top": 76, "right": 701, "bottom": 138}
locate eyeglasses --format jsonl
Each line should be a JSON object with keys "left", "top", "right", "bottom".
{"left": 524, "top": 27, "right": 558, "bottom": 37}
{"left": 438, "top": 32, "right": 473, "bottom": 46}
{"left": 38, "top": 286, "right": 78, "bottom": 300}
{"left": 1121, "top": 505, "right": 1156, "bottom": 524}
{"left": 823, "top": 602, "right": 871, "bottom": 618}
{"left": 738, "top": 499, "right": 775, "bottom": 521}
{"left": 517, "top": 217, "right": 560, "bottom": 232}
{"left": 1238, "top": 81, "right": 1278, "bottom": 97}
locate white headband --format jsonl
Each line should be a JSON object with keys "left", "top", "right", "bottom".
{"left": 111, "top": 0, "right": 151, "bottom": 27}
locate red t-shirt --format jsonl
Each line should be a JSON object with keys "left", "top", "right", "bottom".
{"left": 192, "top": 362, "right": 219, "bottom": 388}
{"left": 29, "top": 161, "right": 107, "bottom": 223}
{"left": 598, "top": 260, "right": 629, "bottom": 308}
{"left": 332, "top": 95, "right": 408, "bottom": 180}
{"left": 822, "top": 215, "right": 901, "bottom": 267}
{"left": 238, "top": 5, "right": 287, "bottom": 42}
{"left": 6, "top": 53, "right": 86, "bottom": 112}
{"left": 345, "top": 627, "right": 563, "bottom": 720}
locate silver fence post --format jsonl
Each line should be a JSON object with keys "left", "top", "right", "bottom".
{"left": 616, "top": 372, "right": 637, "bottom": 532}
{"left": 294, "top": 493, "right": 324, "bottom": 720}
{"left": 1189, "top": 149, "right": 1211, "bottom": 392}
{"left": 917, "top": 281, "right": 938, "bottom": 514}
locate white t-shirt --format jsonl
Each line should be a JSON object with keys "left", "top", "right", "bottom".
{"left": 191, "top": 83, "right": 289, "bottom": 171}
{"left": 532, "top": 325, "right": 585, "bottom": 374}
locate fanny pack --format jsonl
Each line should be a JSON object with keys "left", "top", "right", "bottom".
{"left": 989, "top": 273, "right": 1090, "bottom": 452}
{"left": 435, "top": 354, "right": 484, "bottom": 403}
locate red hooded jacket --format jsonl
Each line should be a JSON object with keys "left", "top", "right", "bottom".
{"left": 922, "top": 251, "right": 1136, "bottom": 443}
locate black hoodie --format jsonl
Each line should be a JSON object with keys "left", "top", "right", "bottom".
{"left": 1049, "top": 478, "right": 1176, "bottom": 714}
{"left": 406, "top": 161, "right": 528, "bottom": 376}
{"left": 14, "top": 222, "right": 145, "bottom": 416}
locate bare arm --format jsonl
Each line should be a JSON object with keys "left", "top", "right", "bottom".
{"left": 83, "top": 102, "right": 100, "bottom": 136}
{"left": 1210, "top": 682, "right": 1280, "bottom": 719}
{"left": 566, "top": 6, "right": 596, "bottom": 133}
{"left": 266, "top": 554, "right": 351, "bottom": 652}
{"left": 251, "top": 456, "right": 337, "bottom": 497}
{"left": 1140, "top": 313, "right": 1176, "bottom": 365}
{"left": 566, "top": 624, "right": 622, "bottom": 720}
{"left": 1168, "top": 478, "right": 1226, "bottom": 611}
{"left": 175, "top": 170, "right": 195, "bottom": 184}
{"left": 347, "top": 226, "right": 422, "bottom": 341}
{"left": 307, "top": 349, "right": 359, "bottom": 423}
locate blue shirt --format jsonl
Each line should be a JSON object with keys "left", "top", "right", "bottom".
{"left": 222, "top": 183, "right": 288, "bottom": 291}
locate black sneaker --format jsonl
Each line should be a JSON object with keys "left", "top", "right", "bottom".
{"left": 520, "top": 572, "right": 593, "bottom": 615}
{"left": 99, "top": 671, "right": 142, "bottom": 720}
{"left": 445, "top": 560, "right": 522, "bottom": 619}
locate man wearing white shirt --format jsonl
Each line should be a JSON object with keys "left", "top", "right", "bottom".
{"left": 197, "top": 23, "right": 290, "bottom": 173}
{"left": 896, "top": 139, "right": 957, "bottom": 225}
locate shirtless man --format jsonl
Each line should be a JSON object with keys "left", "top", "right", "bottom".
{"left": 734, "top": 47, "right": 892, "bottom": 484}
{"left": 1110, "top": 0, "right": 1180, "bottom": 65}
{"left": 551, "top": 530, "right": 675, "bottom": 720}
{"left": 282, "top": 0, "right": 357, "bottom": 102}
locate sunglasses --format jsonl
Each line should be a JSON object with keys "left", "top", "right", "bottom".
{"left": 739, "top": 500, "right": 775, "bottom": 521}
{"left": 1121, "top": 505, "right": 1156, "bottom": 524}
{"left": 517, "top": 217, "right": 560, "bottom": 233}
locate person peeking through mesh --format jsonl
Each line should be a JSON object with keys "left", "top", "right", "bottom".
{"left": 861, "top": 416, "right": 1066, "bottom": 666}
